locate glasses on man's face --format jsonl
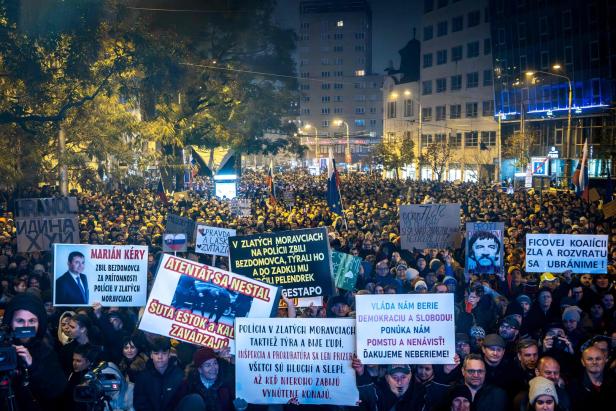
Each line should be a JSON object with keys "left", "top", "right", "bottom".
{"left": 465, "top": 369, "right": 485, "bottom": 375}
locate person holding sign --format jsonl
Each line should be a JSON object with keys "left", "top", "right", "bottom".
{"left": 352, "top": 357, "right": 427, "bottom": 411}
{"left": 55, "top": 251, "right": 89, "bottom": 305}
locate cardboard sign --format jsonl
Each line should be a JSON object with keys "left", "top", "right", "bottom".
{"left": 355, "top": 294, "right": 456, "bottom": 364}
{"left": 139, "top": 254, "right": 280, "bottom": 350}
{"left": 53, "top": 244, "right": 148, "bottom": 307}
{"left": 399, "top": 204, "right": 460, "bottom": 251}
{"left": 525, "top": 234, "right": 608, "bottom": 273}
{"left": 589, "top": 188, "right": 600, "bottom": 203}
{"left": 332, "top": 251, "right": 362, "bottom": 291}
{"left": 162, "top": 233, "right": 187, "bottom": 253}
{"left": 229, "top": 227, "right": 333, "bottom": 299}
{"left": 235, "top": 318, "right": 359, "bottom": 406}
{"left": 165, "top": 214, "right": 196, "bottom": 244}
{"left": 15, "top": 197, "right": 79, "bottom": 252}
{"left": 603, "top": 199, "right": 616, "bottom": 218}
{"left": 195, "top": 225, "right": 236, "bottom": 257}
{"left": 465, "top": 222, "right": 504, "bottom": 277}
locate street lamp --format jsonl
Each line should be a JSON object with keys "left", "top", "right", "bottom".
{"left": 304, "top": 124, "right": 319, "bottom": 161}
{"left": 334, "top": 119, "right": 351, "bottom": 165}
{"left": 525, "top": 67, "right": 573, "bottom": 182}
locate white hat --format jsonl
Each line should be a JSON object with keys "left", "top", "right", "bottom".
{"left": 406, "top": 268, "right": 419, "bottom": 281}
{"left": 529, "top": 376, "right": 558, "bottom": 405}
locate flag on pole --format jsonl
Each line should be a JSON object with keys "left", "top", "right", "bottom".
{"left": 606, "top": 166, "right": 613, "bottom": 202}
{"left": 327, "top": 158, "right": 343, "bottom": 215}
{"left": 572, "top": 139, "right": 589, "bottom": 201}
{"left": 157, "top": 179, "right": 169, "bottom": 205}
{"left": 265, "top": 161, "right": 276, "bottom": 205}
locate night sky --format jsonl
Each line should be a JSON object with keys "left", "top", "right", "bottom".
{"left": 273, "top": 0, "right": 421, "bottom": 74}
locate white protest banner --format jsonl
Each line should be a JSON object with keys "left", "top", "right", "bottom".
{"left": 195, "top": 225, "right": 236, "bottom": 256}
{"left": 139, "top": 254, "right": 280, "bottom": 350}
{"left": 399, "top": 204, "right": 460, "bottom": 251}
{"left": 53, "top": 244, "right": 148, "bottom": 307}
{"left": 235, "top": 318, "right": 358, "bottom": 406}
{"left": 525, "top": 234, "right": 608, "bottom": 273}
{"left": 356, "top": 294, "right": 455, "bottom": 364}
{"left": 15, "top": 197, "right": 79, "bottom": 252}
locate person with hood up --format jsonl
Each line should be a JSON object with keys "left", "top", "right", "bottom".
{"left": 0, "top": 292, "right": 67, "bottom": 411}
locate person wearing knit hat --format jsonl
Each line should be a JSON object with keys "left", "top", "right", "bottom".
{"left": 447, "top": 384, "right": 472, "bottom": 411}
{"left": 528, "top": 376, "right": 558, "bottom": 410}
{"left": 516, "top": 294, "right": 532, "bottom": 314}
{"left": 0, "top": 292, "right": 67, "bottom": 409}
{"left": 174, "top": 347, "right": 235, "bottom": 411}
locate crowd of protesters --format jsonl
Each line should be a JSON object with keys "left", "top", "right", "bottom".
{"left": 0, "top": 168, "right": 615, "bottom": 411}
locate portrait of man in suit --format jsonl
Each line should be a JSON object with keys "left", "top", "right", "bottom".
{"left": 55, "top": 250, "right": 89, "bottom": 305}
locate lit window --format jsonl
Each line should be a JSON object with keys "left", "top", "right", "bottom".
{"left": 354, "top": 69, "right": 365, "bottom": 77}
{"left": 337, "top": 20, "right": 344, "bottom": 27}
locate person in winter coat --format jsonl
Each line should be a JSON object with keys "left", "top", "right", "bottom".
{"left": 174, "top": 347, "right": 234, "bottom": 411}
{"left": 0, "top": 292, "right": 67, "bottom": 411}
{"left": 352, "top": 357, "right": 426, "bottom": 411}
{"left": 133, "top": 337, "right": 183, "bottom": 411}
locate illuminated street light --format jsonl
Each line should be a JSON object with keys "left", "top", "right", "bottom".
{"left": 304, "top": 124, "right": 319, "bottom": 160}
{"left": 333, "top": 119, "right": 351, "bottom": 165}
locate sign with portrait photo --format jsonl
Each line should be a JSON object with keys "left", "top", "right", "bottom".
{"left": 53, "top": 244, "right": 148, "bottom": 307}
{"left": 465, "top": 222, "right": 504, "bottom": 277}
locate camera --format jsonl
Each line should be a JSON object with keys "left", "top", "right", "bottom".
{"left": 551, "top": 336, "right": 568, "bottom": 351}
{"left": 0, "top": 325, "right": 36, "bottom": 372}
{"left": 74, "top": 362, "right": 123, "bottom": 404}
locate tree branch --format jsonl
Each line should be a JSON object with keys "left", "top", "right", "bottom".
{"left": 0, "top": 69, "right": 116, "bottom": 126}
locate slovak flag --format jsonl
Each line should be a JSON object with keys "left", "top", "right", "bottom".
{"left": 265, "top": 161, "right": 276, "bottom": 206}
{"left": 572, "top": 139, "right": 589, "bottom": 201}
{"left": 157, "top": 179, "right": 168, "bottom": 205}
{"left": 327, "top": 158, "right": 343, "bottom": 215}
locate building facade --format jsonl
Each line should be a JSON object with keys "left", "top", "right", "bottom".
{"left": 298, "top": 0, "right": 382, "bottom": 166}
{"left": 490, "top": 0, "right": 616, "bottom": 181}
{"left": 417, "top": 0, "right": 498, "bottom": 182}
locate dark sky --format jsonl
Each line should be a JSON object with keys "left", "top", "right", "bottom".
{"left": 273, "top": 0, "right": 421, "bottom": 74}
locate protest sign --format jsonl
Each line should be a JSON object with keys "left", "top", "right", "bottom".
{"left": 235, "top": 318, "right": 358, "bottom": 406}
{"left": 53, "top": 244, "right": 148, "bottom": 307}
{"left": 279, "top": 296, "right": 323, "bottom": 309}
{"left": 332, "top": 251, "right": 362, "bottom": 291}
{"left": 355, "top": 293, "right": 455, "bottom": 364}
{"left": 589, "top": 188, "right": 600, "bottom": 203}
{"left": 465, "top": 222, "right": 504, "bottom": 277}
{"left": 229, "top": 227, "right": 333, "bottom": 299}
{"left": 239, "top": 199, "right": 251, "bottom": 217}
{"left": 603, "top": 199, "right": 616, "bottom": 218}
{"left": 195, "top": 225, "right": 236, "bottom": 257}
{"left": 165, "top": 214, "right": 196, "bottom": 244}
{"left": 139, "top": 254, "right": 280, "bottom": 350}
{"left": 525, "top": 234, "right": 608, "bottom": 274}
{"left": 399, "top": 204, "right": 460, "bottom": 251}
{"left": 162, "top": 233, "right": 187, "bottom": 253}
{"left": 15, "top": 197, "right": 79, "bottom": 252}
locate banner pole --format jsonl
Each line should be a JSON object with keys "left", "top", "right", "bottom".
{"left": 212, "top": 254, "right": 216, "bottom": 267}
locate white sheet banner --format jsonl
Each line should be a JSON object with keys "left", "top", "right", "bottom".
{"left": 356, "top": 294, "right": 455, "bottom": 364}
{"left": 235, "top": 318, "right": 359, "bottom": 406}
{"left": 525, "top": 234, "right": 608, "bottom": 273}
{"left": 195, "top": 225, "right": 236, "bottom": 256}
